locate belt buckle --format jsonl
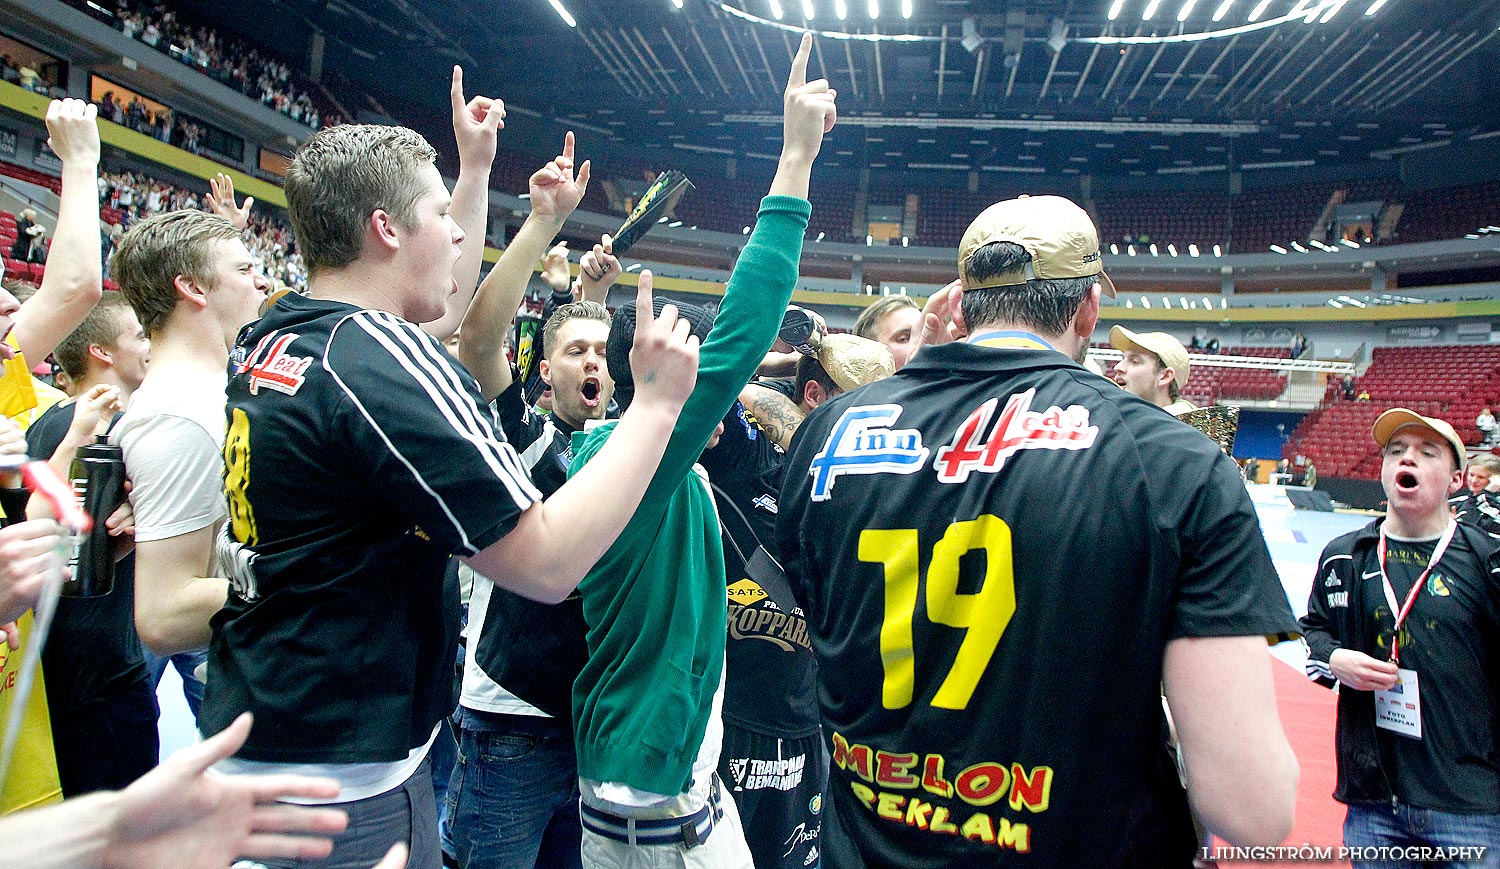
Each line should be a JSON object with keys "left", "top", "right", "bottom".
{"left": 681, "top": 820, "right": 701, "bottom": 850}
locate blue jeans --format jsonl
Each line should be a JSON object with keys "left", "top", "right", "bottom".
{"left": 146, "top": 648, "right": 206, "bottom": 720}
{"left": 442, "top": 709, "right": 583, "bottom": 869}
{"left": 1345, "top": 801, "right": 1500, "bottom": 868}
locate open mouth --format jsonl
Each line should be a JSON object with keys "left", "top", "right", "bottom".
{"left": 0, "top": 325, "right": 14, "bottom": 361}
{"left": 1394, "top": 470, "right": 1420, "bottom": 492}
{"left": 581, "top": 378, "right": 601, "bottom": 408}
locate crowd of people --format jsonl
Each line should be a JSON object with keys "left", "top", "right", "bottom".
{"left": 78, "top": 0, "right": 340, "bottom": 130}
{"left": 0, "top": 28, "right": 1495, "bottom": 869}
{"left": 95, "top": 168, "right": 306, "bottom": 290}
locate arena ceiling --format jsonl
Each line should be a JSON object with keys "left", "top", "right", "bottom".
{"left": 184, "top": 0, "right": 1500, "bottom": 179}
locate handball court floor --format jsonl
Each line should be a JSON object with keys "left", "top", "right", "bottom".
{"left": 154, "top": 484, "right": 1365, "bottom": 864}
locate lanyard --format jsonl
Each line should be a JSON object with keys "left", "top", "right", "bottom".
{"left": 1377, "top": 520, "right": 1456, "bottom": 666}
{"left": 969, "top": 330, "right": 1057, "bottom": 353}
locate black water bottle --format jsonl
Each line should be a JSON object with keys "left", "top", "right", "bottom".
{"left": 64, "top": 435, "right": 127, "bottom": 597}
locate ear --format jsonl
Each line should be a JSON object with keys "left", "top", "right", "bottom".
{"left": 1073, "top": 283, "right": 1102, "bottom": 343}
{"left": 86, "top": 343, "right": 112, "bottom": 367}
{"left": 948, "top": 283, "right": 968, "bottom": 337}
{"left": 539, "top": 358, "right": 553, "bottom": 387}
{"left": 1158, "top": 366, "right": 1177, "bottom": 391}
{"left": 1450, "top": 468, "right": 1466, "bottom": 496}
{"left": 173, "top": 273, "right": 208, "bottom": 310}
{"left": 803, "top": 379, "right": 826, "bottom": 409}
{"left": 369, "top": 209, "right": 400, "bottom": 254}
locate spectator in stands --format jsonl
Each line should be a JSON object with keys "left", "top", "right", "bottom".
{"left": 11, "top": 208, "right": 40, "bottom": 261}
{"left": 1303, "top": 459, "right": 1317, "bottom": 490}
{"left": 1109, "top": 325, "right": 1196, "bottom": 416}
{"left": 1358, "top": 389, "right": 1371, "bottom": 401}
{"left": 1301, "top": 410, "right": 1500, "bottom": 862}
{"left": 1342, "top": 373, "right": 1357, "bottom": 400}
{"left": 1478, "top": 406, "right": 1497, "bottom": 447}
{"left": 852, "top": 294, "right": 921, "bottom": 370}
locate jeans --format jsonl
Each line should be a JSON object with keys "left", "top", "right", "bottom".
{"left": 442, "top": 709, "right": 583, "bottom": 869}
{"left": 1345, "top": 801, "right": 1500, "bottom": 869}
{"left": 146, "top": 648, "right": 207, "bottom": 720}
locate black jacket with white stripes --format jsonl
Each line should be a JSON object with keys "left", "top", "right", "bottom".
{"left": 207, "top": 294, "right": 542, "bottom": 763}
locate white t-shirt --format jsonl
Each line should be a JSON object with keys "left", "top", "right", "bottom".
{"left": 112, "top": 368, "right": 229, "bottom": 542}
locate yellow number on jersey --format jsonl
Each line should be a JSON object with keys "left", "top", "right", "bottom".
{"left": 859, "top": 516, "right": 1017, "bottom": 711}
{"left": 223, "top": 407, "right": 259, "bottom": 546}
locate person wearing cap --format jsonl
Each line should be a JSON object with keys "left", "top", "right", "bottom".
{"left": 706, "top": 333, "right": 891, "bottom": 869}
{"left": 738, "top": 330, "right": 895, "bottom": 452}
{"left": 1109, "top": 325, "right": 1196, "bottom": 416}
{"left": 776, "top": 192, "right": 1300, "bottom": 865}
{"left": 1301, "top": 409, "right": 1500, "bottom": 862}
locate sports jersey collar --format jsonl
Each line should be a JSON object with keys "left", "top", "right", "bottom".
{"left": 901, "top": 341, "right": 1087, "bottom": 379}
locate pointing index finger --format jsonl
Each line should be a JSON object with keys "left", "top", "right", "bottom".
{"left": 634, "top": 270, "right": 655, "bottom": 340}
{"left": 787, "top": 32, "right": 812, "bottom": 91}
{"left": 450, "top": 66, "right": 465, "bottom": 116}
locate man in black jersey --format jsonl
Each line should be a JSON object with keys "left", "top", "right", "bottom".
{"left": 1302, "top": 410, "right": 1500, "bottom": 864}
{"left": 777, "top": 194, "right": 1299, "bottom": 867}
{"left": 210, "top": 103, "right": 700, "bottom": 868}
{"left": 25, "top": 294, "right": 154, "bottom": 796}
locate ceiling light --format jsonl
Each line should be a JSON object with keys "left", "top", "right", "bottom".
{"left": 1221, "top": 298, "right": 1227, "bottom": 309}
{"left": 835, "top": 0, "right": 848, "bottom": 17}
{"left": 1110, "top": 243, "right": 1120, "bottom": 254}
{"left": 1163, "top": 296, "right": 1172, "bottom": 308}
{"left": 545, "top": 0, "right": 577, "bottom": 27}
{"left": 769, "top": 0, "right": 784, "bottom": 19}
{"left": 1364, "top": 0, "right": 1387, "bottom": 13}
{"left": 1168, "top": 244, "right": 1179, "bottom": 256}
{"left": 869, "top": 0, "right": 880, "bottom": 18}
{"left": 1189, "top": 244, "right": 1200, "bottom": 257}
{"left": 1340, "top": 238, "right": 1360, "bottom": 248}
{"left": 902, "top": 0, "right": 913, "bottom": 18}
{"left": 1149, "top": 243, "right": 1159, "bottom": 255}
{"left": 1176, "top": 0, "right": 1197, "bottom": 21}
{"left": 1211, "top": 0, "right": 1233, "bottom": 20}
{"left": 1327, "top": 299, "right": 1344, "bottom": 308}
{"left": 1142, "top": 296, "right": 1152, "bottom": 308}
{"left": 670, "top": 0, "right": 684, "bottom": 7}
{"left": 1247, "top": 0, "right": 1272, "bottom": 20}
{"left": 1126, "top": 300, "right": 1134, "bottom": 308}
{"left": 803, "top": 0, "right": 816, "bottom": 16}
{"left": 1291, "top": 241, "right": 1308, "bottom": 252}
{"left": 1142, "top": 0, "right": 1163, "bottom": 18}
{"left": 1180, "top": 297, "right": 1190, "bottom": 309}
{"left": 1212, "top": 244, "right": 1222, "bottom": 256}
{"left": 1128, "top": 245, "right": 1137, "bottom": 256}
{"left": 1108, "top": 0, "right": 1127, "bottom": 19}
{"left": 1270, "top": 244, "right": 1288, "bottom": 254}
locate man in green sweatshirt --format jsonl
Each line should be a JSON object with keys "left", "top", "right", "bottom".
{"left": 564, "top": 32, "right": 836, "bottom": 867}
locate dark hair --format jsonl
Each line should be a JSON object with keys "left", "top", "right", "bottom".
{"left": 793, "top": 354, "right": 838, "bottom": 405}
{"left": 961, "top": 242, "right": 1094, "bottom": 337}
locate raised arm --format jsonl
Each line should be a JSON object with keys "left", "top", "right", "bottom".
{"left": 575, "top": 234, "right": 621, "bottom": 304}
{"left": 205, "top": 173, "right": 253, "bottom": 231}
{"left": 423, "top": 65, "right": 504, "bottom": 342}
{"left": 13, "top": 100, "right": 103, "bottom": 363}
{"left": 1164, "top": 635, "right": 1298, "bottom": 847}
{"left": 456, "top": 132, "right": 590, "bottom": 401}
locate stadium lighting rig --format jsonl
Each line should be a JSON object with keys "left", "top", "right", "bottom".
{"left": 1098, "top": 0, "right": 1383, "bottom": 41}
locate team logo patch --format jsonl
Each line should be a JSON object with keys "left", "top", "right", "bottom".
{"left": 752, "top": 493, "right": 778, "bottom": 514}
{"left": 729, "top": 758, "right": 748, "bottom": 789}
{"left": 809, "top": 794, "right": 822, "bottom": 815}
{"left": 728, "top": 578, "right": 768, "bottom": 604}
{"left": 1324, "top": 570, "right": 1341, "bottom": 588}
{"left": 238, "top": 333, "right": 312, "bottom": 396}
{"left": 934, "top": 388, "right": 1098, "bottom": 483}
{"left": 808, "top": 405, "right": 928, "bottom": 501}
{"left": 1428, "top": 574, "right": 1451, "bottom": 597}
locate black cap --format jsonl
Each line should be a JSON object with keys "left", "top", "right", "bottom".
{"left": 605, "top": 296, "right": 716, "bottom": 410}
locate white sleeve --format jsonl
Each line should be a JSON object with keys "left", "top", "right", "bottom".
{"left": 119, "top": 414, "right": 227, "bottom": 542}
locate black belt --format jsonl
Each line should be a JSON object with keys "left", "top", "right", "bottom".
{"left": 580, "top": 775, "right": 725, "bottom": 849}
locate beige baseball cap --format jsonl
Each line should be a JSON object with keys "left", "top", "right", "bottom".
{"left": 814, "top": 333, "right": 895, "bottom": 392}
{"left": 1372, "top": 408, "right": 1467, "bottom": 471}
{"left": 958, "top": 194, "right": 1116, "bottom": 298}
{"left": 1109, "top": 325, "right": 1190, "bottom": 388}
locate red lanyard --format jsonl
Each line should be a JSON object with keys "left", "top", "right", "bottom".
{"left": 1377, "top": 521, "right": 1456, "bottom": 666}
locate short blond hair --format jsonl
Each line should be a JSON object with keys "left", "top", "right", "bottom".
{"left": 284, "top": 124, "right": 438, "bottom": 274}
{"left": 112, "top": 210, "right": 242, "bottom": 336}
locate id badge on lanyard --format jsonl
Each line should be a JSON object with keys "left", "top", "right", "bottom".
{"left": 1372, "top": 521, "right": 1456, "bottom": 740}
